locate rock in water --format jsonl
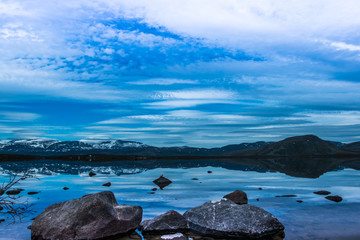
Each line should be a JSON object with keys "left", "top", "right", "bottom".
{"left": 103, "top": 182, "right": 111, "bottom": 187}
{"left": 6, "top": 189, "right": 22, "bottom": 195}
{"left": 183, "top": 199, "right": 284, "bottom": 239}
{"left": 314, "top": 190, "right": 331, "bottom": 195}
{"left": 31, "top": 191, "right": 142, "bottom": 240}
{"left": 325, "top": 195, "right": 343, "bottom": 202}
{"left": 141, "top": 210, "right": 189, "bottom": 234}
{"left": 223, "top": 190, "right": 248, "bottom": 205}
{"left": 89, "top": 172, "right": 96, "bottom": 177}
{"left": 28, "top": 191, "right": 39, "bottom": 195}
{"left": 153, "top": 175, "right": 172, "bottom": 189}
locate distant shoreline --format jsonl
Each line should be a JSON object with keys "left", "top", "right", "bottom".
{"left": 1, "top": 152, "right": 360, "bottom": 162}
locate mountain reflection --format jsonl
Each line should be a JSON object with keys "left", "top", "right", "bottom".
{"left": 0, "top": 158, "right": 359, "bottom": 178}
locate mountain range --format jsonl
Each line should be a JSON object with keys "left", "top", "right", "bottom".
{"left": 0, "top": 135, "right": 359, "bottom": 158}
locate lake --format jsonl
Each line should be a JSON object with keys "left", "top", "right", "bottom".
{"left": 0, "top": 158, "right": 360, "bottom": 240}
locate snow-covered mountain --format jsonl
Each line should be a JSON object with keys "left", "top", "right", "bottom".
{"left": 0, "top": 138, "right": 149, "bottom": 155}
{"left": 0, "top": 138, "right": 270, "bottom": 156}
{"left": 0, "top": 138, "right": 60, "bottom": 149}
{"left": 0, "top": 135, "right": 357, "bottom": 157}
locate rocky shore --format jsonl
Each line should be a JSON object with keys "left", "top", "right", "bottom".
{"left": 30, "top": 189, "right": 285, "bottom": 240}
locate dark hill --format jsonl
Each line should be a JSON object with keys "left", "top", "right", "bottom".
{"left": 342, "top": 141, "right": 360, "bottom": 152}
{"left": 224, "top": 135, "right": 353, "bottom": 157}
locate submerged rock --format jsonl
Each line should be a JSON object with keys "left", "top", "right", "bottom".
{"left": 63, "top": 187, "right": 69, "bottom": 190}
{"left": 275, "top": 195, "right": 297, "bottom": 197}
{"left": 28, "top": 191, "right": 39, "bottom": 195}
{"left": 183, "top": 199, "right": 284, "bottom": 239}
{"left": 141, "top": 210, "right": 189, "bottom": 234}
{"left": 89, "top": 172, "right": 96, "bottom": 177}
{"left": 314, "top": 190, "right": 331, "bottom": 195}
{"left": 325, "top": 195, "right": 343, "bottom": 202}
{"left": 153, "top": 175, "right": 172, "bottom": 189}
{"left": 6, "top": 189, "right": 22, "bottom": 195}
{"left": 103, "top": 182, "right": 111, "bottom": 187}
{"left": 223, "top": 190, "right": 248, "bottom": 205}
{"left": 31, "top": 191, "right": 142, "bottom": 240}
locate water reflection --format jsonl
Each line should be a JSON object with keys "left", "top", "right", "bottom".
{"left": 0, "top": 159, "right": 359, "bottom": 240}
{"left": 0, "top": 157, "right": 359, "bottom": 178}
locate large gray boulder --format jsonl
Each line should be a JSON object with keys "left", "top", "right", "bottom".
{"left": 183, "top": 199, "right": 284, "bottom": 239}
{"left": 141, "top": 210, "right": 189, "bottom": 234}
{"left": 31, "top": 191, "right": 143, "bottom": 240}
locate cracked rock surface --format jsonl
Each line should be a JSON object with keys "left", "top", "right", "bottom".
{"left": 31, "top": 191, "right": 142, "bottom": 240}
{"left": 183, "top": 199, "right": 284, "bottom": 239}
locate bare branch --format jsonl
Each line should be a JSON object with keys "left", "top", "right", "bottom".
{"left": 0, "top": 170, "right": 36, "bottom": 223}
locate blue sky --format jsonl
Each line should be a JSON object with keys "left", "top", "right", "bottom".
{"left": 1, "top": 0, "right": 360, "bottom": 147}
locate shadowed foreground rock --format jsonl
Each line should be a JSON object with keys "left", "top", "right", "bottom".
{"left": 223, "top": 190, "right": 248, "bottom": 205}
{"left": 31, "top": 191, "right": 142, "bottom": 240}
{"left": 141, "top": 210, "right": 189, "bottom": 234}
{"left": 183, "top": 199, "right": 284, "bottom": 239}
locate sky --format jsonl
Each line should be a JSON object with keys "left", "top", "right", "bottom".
{"left": 0, "top": 0, "right": 360, "bottom": 147}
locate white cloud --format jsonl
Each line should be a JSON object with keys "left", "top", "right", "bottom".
{"left": 0, "top": 111, "right": 41, "bottom": 122}
{"left": 96, "top": 118, "right": 139, "bottom": 125}
{"left": 329, "top": 41, "right": 360, "bottom": 52}
{"left": 0, "top": 62, "right": 137, "bottom": 102}
{"left": 154, "top": 89, "right": 237, "bottom": 100}
{"left": 95, "top": 110, "right": 256, "bottom": 128}
{"left": 128, "top": 78, "right": 198, "bottom": 85}
{"left": 305, "top": 111, "right": 360, "bottom": 126}
{"left": 116, "top": 30, "right": 178, "bottom": 47}
{"left": 145, "top": 89, "right": 239, "bottom": 108}
{"left": 97, "top": 0, "right": 360, "bottom": 49}
{"left": 0, "top": 2, "right": 31, "bottom": 16}
{"left": 144, "top": 100, "right": 237, "bottom": 109}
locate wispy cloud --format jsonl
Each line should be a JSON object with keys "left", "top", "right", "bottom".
{"left": 128, "top": 78, "right": 198, "bottom": 85}
{"left": 0, "top": 111, "right": 41, "bottom": 122}
{"left": 154, "top": 89, "right": 237, "bottom": 100}
{"left": 327, "top": 41, "right": 360, "bottom": 52}
{"left": 144, "top": 99, "right": 238, "bottom": 109}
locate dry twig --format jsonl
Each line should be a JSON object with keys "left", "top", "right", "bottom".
{"left": 0, "top": 170, "right": 36, "bottom": 223}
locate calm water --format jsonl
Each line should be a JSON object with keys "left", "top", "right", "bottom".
{"left": 0, "top": 159, "right": 360, "bottom": 240}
